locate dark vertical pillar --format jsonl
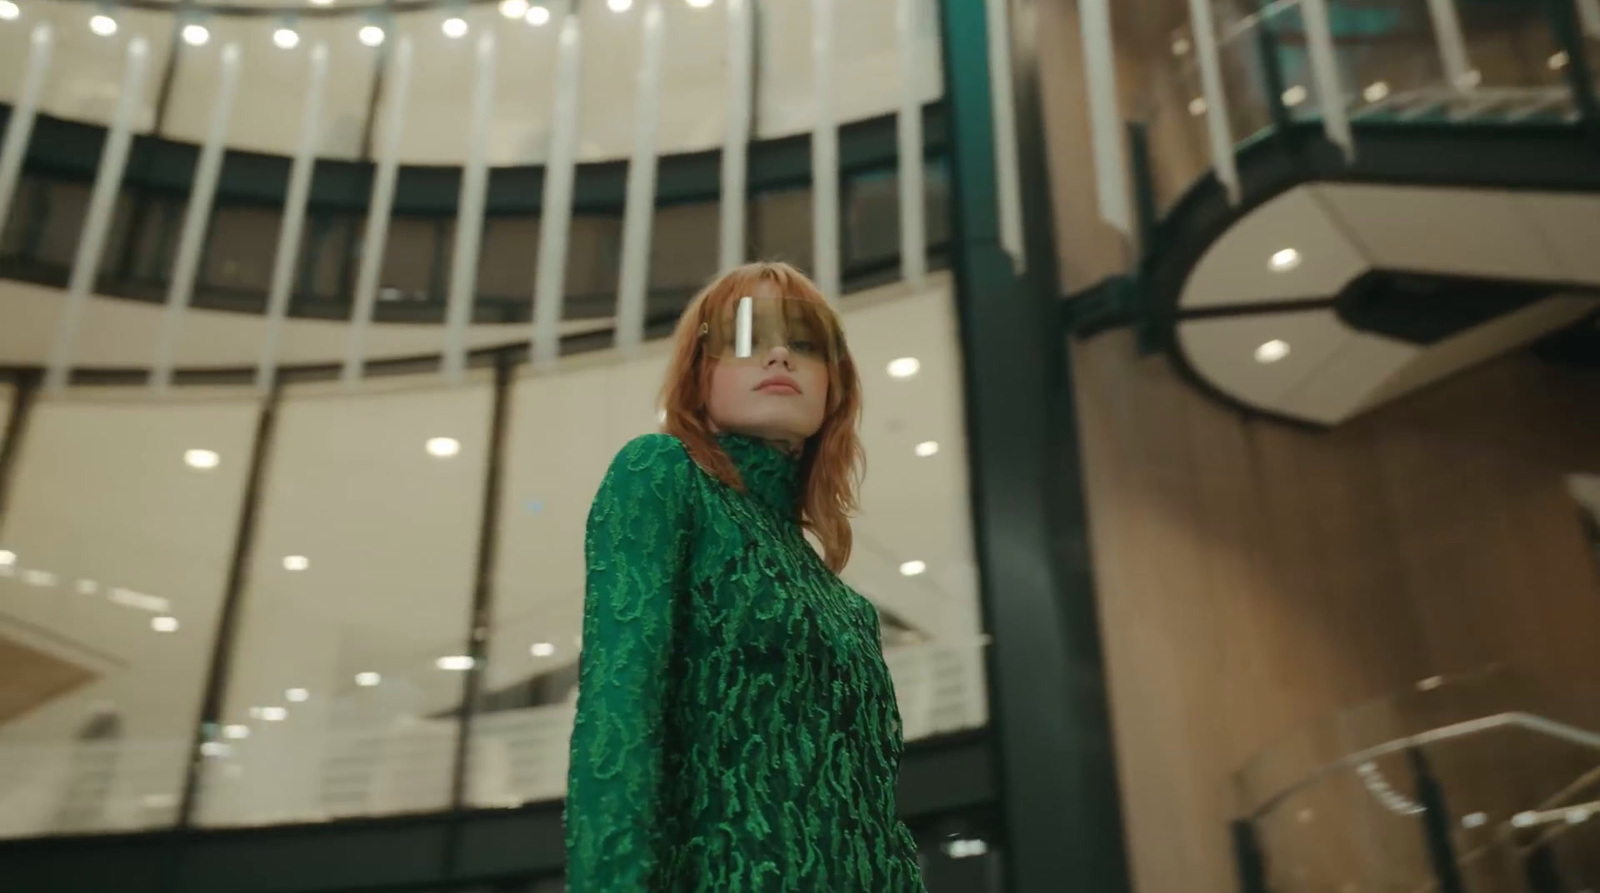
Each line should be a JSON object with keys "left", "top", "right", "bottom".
{"left": 1232, "top": 819, "right": 1270, "bottom": 893}
{"left": 0, "top": 369, "right": 42, "bottom": 533}
{"left": 1408, "top": 747, "right": 1467, "bottom": 893}
{"left": 1544, "top": 0, "right": 1600, "bottom": 132}
{"left": 934, "top": 0, "right": 1131, "bottom": 891}
{"left": 1255, "top": 25, "right": 1291, "bottom": 134}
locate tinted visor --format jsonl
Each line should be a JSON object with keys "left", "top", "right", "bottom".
{"left": 701, "top": 294, "right": 838, "bottom": 363}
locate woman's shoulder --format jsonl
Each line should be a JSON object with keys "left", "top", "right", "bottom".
{"left": 599, "top": 434, "right": 699, "bottom": 495}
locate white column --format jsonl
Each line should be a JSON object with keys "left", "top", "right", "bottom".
{"left": 1424, "top": 0, "right": 1473, "bottom": 89}
{"left": 616, "top": 0, "right": 666, "bottom": 352}
{"left": 442, "top": 32, "right": 496, "bottom": 382}
{"left": 255, "top": 44, "right": 329, "bottom": 393}
{"left": 343, "top": 36, "right": 414, "bottom": 385}
{"left": 719, "top": 0, "right": 754, "bottom": 272}
{"left": 811, "top": 0, "right": 841, "bottom": 302}
{"left": 895, "top": 0, "right": 927, "bottom": 288}
{"left": 1301, "top": 0, "right": 1352, "bottom": 162}
{"left": 1186, "top": 0, "right": 1240, "bottom": 204}
{"left": 531, "top": 14, "right": 583, "bottom": 368}
{"left": 1077, "top": 0, "right": 1130, "bottom": 237}
{"left": 150, "top": 43, "right": 242, "bottom": 392}
{"left": 44, "top": 38, "right": 149, "bottom": 393}
{"left": 0, "top": 23, "right": 53, "bottom": 244}
{"left": 983, "top": 0, "right": 1025, "bottom": 271}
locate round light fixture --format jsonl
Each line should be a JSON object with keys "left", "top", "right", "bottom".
{"left": 899, "top": 560, "right": 927, "bottom": 577}
{"left": 886, "top": 357, "right": 921, "bottom": 379}
{"left": 1170, "top": 37, "right": 1190, "bottom": 56}
{"left": 223, "top": 724, "right": 251, "bottom": 739}
{"left": 1187, "top": 97, "right": 1207, "bottom": 117}
{"left": 608, "top": 0, "right": 633, "bottom": 11}
{"left": 90, "top": 14, "right": 117, "bottom": 36}
{"left": 1362, "top": 81, "right": 1390, "bottom": 103}
{"left": 531, "top": 642, "right": 556, "bottom": 657}
{"left": 181, "top": 23, "right": 210, "bottom": 46}
{"left": 0, "top": 549, "right": 13, "bottom": 566}
{"left": 0, "top": 1, "right": 23, "bottom": 21}
{"left": 273, "top": 27, "right": 299, "bottom": 49}
{"left": 359, "top": 24, "right": 385, "bottom": 46}
{"left": 355, "top": 671, "right": 382, "bottom": 687}
{"left": 152, "top": 616, "right": 180, "bottom": 632}
{"left": 1549, "top": 51, "right": 1569, "bottom": 70}
{"left": 525, "top": 5, "right": 551, "bottom": 24}
{"left": 1461, "top": 812, "right": 1487, "bottom": 829}
{"left": 200, "top": 741, "right": 231, "bottom": 758}
{"left": 1281, "top": 85, "right": 1307, "bottom": 107}
{"left": 499, "top": 0, "right": 529, "bottom": 17}
{"left": 441, "top": 16, "right": 468, "bottom": 38}
{"left": 687, "top": 0, "right": 714, "bottom": 7}
{"left": 436, "top": 655, "right": 475, "bottom": 671}
{"left": 309, "top": 0, "right": 333, "bottom": 5}
{"left": 260, "top": 706, "right": 288, "bottom": 721}
{"left": 285, "top": 688, "right": 309, "bottom": 703}
{"left": 77, "top": 579, "right": 99, "bottom": 595}
{"left": 185, "top": 448, "right": 220, "bottom": 470}
{"left": 283, "top": 555, "right": 310, "bottom": 572}
{"left": 914, "top": 441, "right": 940, "bottom": 458}
{"left": 1268, "top": 247, "right": 1301, "bottom": 272}
{"left": 1254, "top": 339, "right": 1290, "bottom": 364}
{"left": 426, "top": 436, "right": 461, "bottom": 458}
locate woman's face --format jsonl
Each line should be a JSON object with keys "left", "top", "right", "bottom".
{"left": 705, "top": 281, "right": 831, "bottom": 451}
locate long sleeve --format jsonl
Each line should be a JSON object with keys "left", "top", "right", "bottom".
{"left": 565, "top": 434, "right": 694, "bottom": 892}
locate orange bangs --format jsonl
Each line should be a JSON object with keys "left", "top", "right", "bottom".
{"left": 659, "top": 261, "right": 865, "bottom": 573}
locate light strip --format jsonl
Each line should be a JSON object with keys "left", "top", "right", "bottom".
{"left": 1424, "top": 0, "right": 1473, "bottom": 89}
{"left": 151, "top": 43, "right": 242, "bottom": 392}
{"left": 442, "top": 31, "right": 496, "bottom": 382}
{"left": 343, "top": 36, "right": 414, "bottom": 385}
{"left": 531, "top": 13, "right": 584, "bottom": 367}
{"left": 811, "top": 0, "right": 840, "bottom": 301}
{"left": 1076, "top": 0, "right": 1130, "bottom": 236}
{"left": 983, "top": 0, "right": 1026, "bottom": 268}
{"left": 0, "top": 23, "right": 53, "bottom": 248}
{"left": 615, "top": 0, "right": 666, "bottom": 352}
{"left": 1185, "top": 0, "right": 1240, "bottom": 203}
{"left": 256, "top": 43, "right": 329, "bottom": 393}
{"left": 718, "top": 0, "right": 753, "bottom": 271}
{"left": 45, "top": 38, "right": 150, "bottom": 392}
{"left": 1300, "top": 0, "right": 1352, "bottom": 162}
{"left": 894, "top": 0, "right": 927, "bottom": 287}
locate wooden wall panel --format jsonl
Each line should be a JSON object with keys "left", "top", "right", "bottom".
{"left": 1070, "top": 331, "right": 1600, "bottom": 893}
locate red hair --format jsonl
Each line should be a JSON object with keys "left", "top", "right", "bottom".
{"left": 659, "top": 262, "right": 864, "bottom": 572}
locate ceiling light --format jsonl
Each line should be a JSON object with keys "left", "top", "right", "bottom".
{"left": 525, "top": 5, "right": 551, "bottom": 24}
{"left": 499, "top": 0, "right": 529, "bottom": 17}
{"left": 1170, "top": 37, "right": 1190, "bottom": 56}
{"left": 260, "top": 706, "right": 288, "bottom": 721}
{"left": 914, "top": 441, "right": 940, "bottom": 458}
{"left": 886, "top": 357, "right": 920, "bottom": 379}
{"left": 285, "top": 688, "right": 309, "bottom": 702}
{"left": 359, "top": 24, "right": 385, "bottom": 46}
{"left": 1281, "top": 85, "right": 1307, "bottom": 107}
{"left": 90, "top": 14, "right": 117, "bottom": 36}
{"left": 0, "top": 1, "right": 22, "bottom": 21}
{"left": 248, "top": 707, "right": 264, "bottom": 719}
{"left": 355, "top": 671, "right": 382, "bottom": 686}
{"left": 436, "top": 655, "right": 475, "bottom": 671}
{"left": 687, "top": 0, "right": 714, "bottom": 7}
{"left": 442, "top": 16, "right": 468, "bottom": 38}
{"left": 283, "top": 555, "right": 310, "bottom": 571}
{"left": 1268, "top": 247, "right": 1301, "bottom": 271}
{"left": 0, "top": 549, "right": 13, "bottom": 566}
{"left": 273, "top": 27, "right": 299, "bottom": 49}
{"left": 608, "top": 0, "right": 633, "bottom": 11}
{"left": 185, "top": 448, "right": 220, "bottom": 470}
{"left": 531, "top": 642, "right": 556, "bottom": 657}
{"left": 21, "top": 569, "right": 57, "bottom": 587}
{"left": 200, "top": 741, "right": 231, "bottom": 757}
{"left": 426, "top": 436, "right": 461, "bottom": 457}
{"left": 1511, "top": 811, "right": 1538, "bottom": 828}
{"left": 152, "top": 616, "right": 180, "bottom": 632}
{"left": 1461, "top": 812, "right": 1487, "bottom": 829}
{"left": 1188, "top": 97, "right": 1207, "bottom": 116}
{"left": 309, "top": 0, "right": 333, "bottom": 5}
{"left": 899, "top": 560, "right": 926, "bottom": 577}
{"left": 181, "top": 23, "right": 209, "bottom": 46}
{"left": 1549, "top": 51, "right": 1569, "bottom": 70}
{"left": 223, "top": 724, "right": 250, "bottom": 739}
{"left": 1254, "top": 340, "right": 1290, "bottom": 364}
{"left": 1363, "top": 81, "right": 1390, "bottom": 103}
{"left": 77, "top": 579, "right": 99, "bottom": 595}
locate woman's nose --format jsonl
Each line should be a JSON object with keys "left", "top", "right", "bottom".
{"left": 763, "top": 345, "right": 793, "bottom": 367}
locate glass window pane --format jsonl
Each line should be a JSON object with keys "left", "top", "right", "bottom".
{"left": 0, "top": 391, "right": 260, "bottom": 839}
{"left": 195, "top": 379, "right": 492, "bottom": 826}
{"left": 200, "top": 205, "right": 280, "bottom": 314}
{"left": 751, "top": 186, "right": 814, "bottom": 272}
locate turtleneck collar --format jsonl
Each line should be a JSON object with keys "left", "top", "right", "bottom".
{"left": 717, "top": 433, "right": 802, "bottom": 515}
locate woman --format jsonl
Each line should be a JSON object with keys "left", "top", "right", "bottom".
{"left": 565, "top": 262, "right": 925, "bottom": 891}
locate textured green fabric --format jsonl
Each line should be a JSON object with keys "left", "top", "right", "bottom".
{"left": 565, "top": 433, "right": 926, "bottom": 892}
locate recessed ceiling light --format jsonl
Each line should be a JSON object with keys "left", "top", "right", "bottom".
{"left": 1188, "top": 97, "right": 1207, "bottom": 116}
{"left": 285, "top": 688, "right": 309, "bottom": 703}
{"left": 914, "top": 441, "right": 940, "bottom": 458}
{"left": 223, "top": 724, "right": 250, "bottom": 739}
{"left": 185, "top": 448, "right": 220, "bottom": 470}
{"left": 355, "top": 671, "right": 382, "bottom": 687}
{"left": 436, "top": 655, "right": 475, "bottom": 671}
{"left": 1254, "top": 339, "right": 1290, "bottom": 364}
{"left": 248, "top": 706, "right": 265, "bottom": 719}
{"left": 499, "top": 0, "right": 528, "bottom": 17}
{"left": 283, "top": 555, "right": 310, "bottom": 571}
{"left": 77, "top": 579, "right": 99, "bottom": 595}
{"left": 1461, "top": 812, "right": 1487, "bottom": 829}
{"left": 1170, "top": 37, "right": 1190, "bottom": 56}
{"left": 90, "top": 14, "right": 117, "bottom": 36}
{"left": 273, "top": 27, "right": 299, "bottom": 49}
{"left": 899, "top": 560, "right": 927, "bottom": 577}
{"left": 359, "top": 25, "right": 385, "bottom": 46}
{"left": 1549, "top": 51, "right": 1569, "bottom": 70}
{"left": 1511, "top": 811, "right": 1538, "bottom": 828}
{"left": 887, "top": 357, "right": 920, "bottom": 379}
{"left": 0, "top": 549, "right": 13, "bottom": 566}
{"left": 260, "top": 706, "right": 288, "bottom": 721}
{"left": 152, "top": 616, "right": 180, "bottom": 632}
{"left": 0, "top": 2, "right": 20, "bottom": 22}
{"left": 181, "top": 23, "right": 209, "bottom": 46}
{"left": 441, "top": 16, "right": 468, "bottom": 38}
{"left": 687, "top": 0, "right": 714, "bottom": 7}
{"left": 21, "top": 569, "right": 57, "bottom": 587}
{"left": 1363, "top": 81, "right": 1390, "bottom": 103}
{"left": 525, "top": 5, "right": 551, "bottom": 25}
{"left": 1281, "top": 85, "right": 1307, "bottom": 107}
{"left": 1268, "top": 247, "right": 1301, "bottom": 271}
{"left": 200, "top": 741, "right": 231, "bottom": 758}
{"left": 309, "top": 0, "right": 333, "bottom": 5}
{"left": 531, "top": 642, "right": 556, "bottom": 657}
{"left": 426, "top": 436, "right": 461, "bottom": 458}
{"left": 608, "top": 0, "right": 632, "bottom": 11}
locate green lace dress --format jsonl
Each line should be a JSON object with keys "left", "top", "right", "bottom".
{"left": 564, "top": 433, "right": 926, "bottom": 892}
